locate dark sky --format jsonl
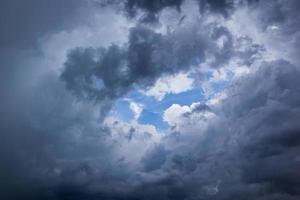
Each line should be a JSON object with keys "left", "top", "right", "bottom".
{"left": 1, "top": 0, "right": 300, "bottom": 200}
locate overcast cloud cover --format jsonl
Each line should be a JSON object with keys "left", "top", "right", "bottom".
{"left": 1, "top": 0, "right": 300, "bottom": 199}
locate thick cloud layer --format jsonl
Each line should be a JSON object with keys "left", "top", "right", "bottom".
{"left": 0, "top": 0, "right": 85, "bottom": 49}
{"left": 0, "top": 0, "right": 300, "bottom": 200}
{"left": 226, "top": 60, "right": 300, "bottom": 199}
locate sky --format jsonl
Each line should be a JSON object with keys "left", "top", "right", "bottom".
{"left": 0, "top": 0, "right": 300, "bottom": 199}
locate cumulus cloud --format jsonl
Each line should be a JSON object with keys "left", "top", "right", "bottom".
{"left": 163, "top": 102, "right": 215, "bottom": 138}
{"left": 144, "top": 72, "right": 193, "bottom": 101}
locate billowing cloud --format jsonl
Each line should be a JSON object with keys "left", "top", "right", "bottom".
{"left": 1, "top": 0, "right": 300, "bottom": 199}
{"left": 60, "top": 21, "right": 235, "bottom": 120}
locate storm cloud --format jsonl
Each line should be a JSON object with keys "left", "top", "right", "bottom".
{"left": 0, "top": 0, "right": 86, "bottom": 49}
{"left": 0, "top": 0, "right": 300, "bottom": 200}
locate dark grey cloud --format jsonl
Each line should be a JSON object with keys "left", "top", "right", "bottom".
{"left": 0, "top": 72, "right": 116, "bottom": 199}
{"left": 0, "top": 0, "right": 86, "bottom": 49}
{"left": 125, "top": 0, "right": 183, "bottom": 22}
{"left": 197, "top": 0, "right": 234, "bottom": 17}
{"left": 196, "top": 0, "right": 259, "bottom": 17}
{"left": 106, "top": 0, "right": 258, "bottom": 23}
{"left": 226, "top": 60, "right": 300, "bottom": 199}
{"left": 0, "top": 2, "right": 103, "bottom": 198}
{"left": 1, "top": 0, "right": 300, "bottom": 200}
{"left": 142, "top": 144, "right": 167, "bottom": 172}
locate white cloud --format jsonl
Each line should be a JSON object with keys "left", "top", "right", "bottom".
{"left": 163, "top": 104, "right": 191, "bottom": 126}
{"left": 144, "top": 73, "right": 194, "bottom": 101}
{"left": 104, "top": 116, "right": 161, "bottom": 165}
{"left": 200, "top": 67, "right": 230, "bottom": 97}
{"left": 206, "top": 92, "right": 227, "bottom": 106}
{"left": 233, "top": 66, "right": 250, "bottom": 77}
{"left": 163, "top": 102, "right": 215, "bottom": 133}
{"left": 129, "top": 101, "right": 143, "bottom": 120}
